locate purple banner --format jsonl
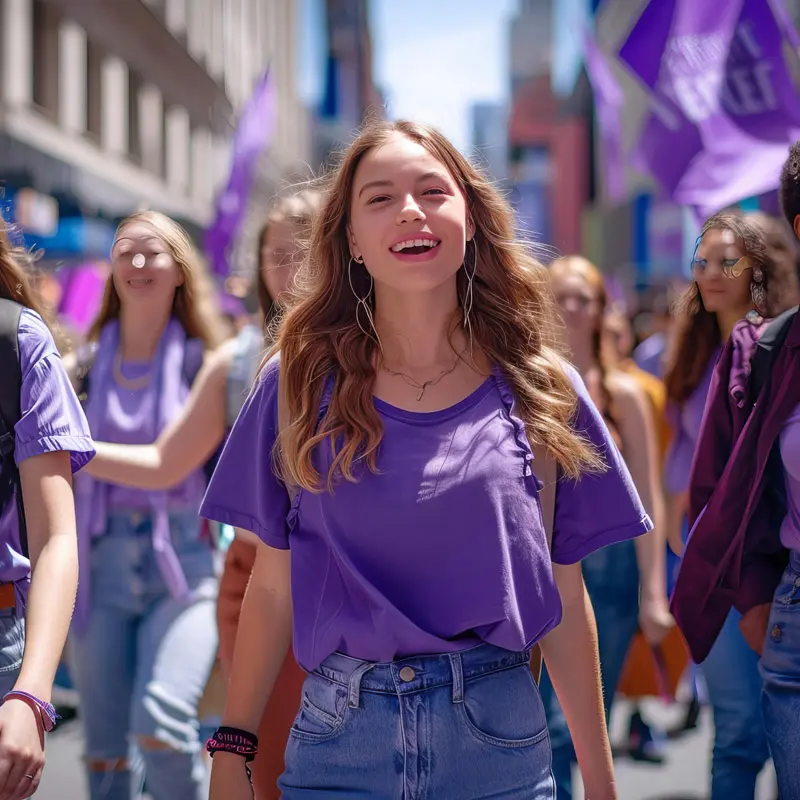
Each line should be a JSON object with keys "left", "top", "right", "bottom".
{"left": 583, "top": 30, "right": 625, "bottom": 203}
{"left": 205, "top": 69, "right": 276, "bottom": 278}
{"left": 620, "top": 0, "right": 800, "bottom": 215}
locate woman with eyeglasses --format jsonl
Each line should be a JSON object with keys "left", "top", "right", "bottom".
{"left": 665, "top": 211, "right": 798, "bottom": 800}
{"left": 65, "top": 211, "right": 228, "bottom": 800}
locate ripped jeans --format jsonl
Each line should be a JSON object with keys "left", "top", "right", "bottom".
{"left": 69, "top": 512, "right": 218, "bottom": 800}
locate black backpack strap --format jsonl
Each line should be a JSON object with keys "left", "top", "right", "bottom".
{"left": 749, "top": 306, "right": 798, "bottom": 406}
{"left": 0, "top": 298, "right": 26, "bottom": 557}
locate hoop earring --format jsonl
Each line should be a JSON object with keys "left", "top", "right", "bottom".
{"left": 461, "top": 239, "right": 477, "bottom": 348}
{"left": 348, "top": 257, "right": 381, "bottom": 347}
{"left": 751, "top": 267, "right": 766, "bottom": 313}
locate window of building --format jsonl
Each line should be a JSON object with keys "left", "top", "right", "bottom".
{"left": 128, "top": 69, "right": 142, "bottom": 165}
{"left": 31, "top": 0, "right": 59, "bottom": 118}
{"left": 86, "top": 39, "right": 103, "bottom": 141}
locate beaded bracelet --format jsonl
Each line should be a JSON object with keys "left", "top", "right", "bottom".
{"left": 206, "top": 726, "right": 259, "bottom": 763}
{"left": 2, "top": 691, "right": 58, "bottom": 732}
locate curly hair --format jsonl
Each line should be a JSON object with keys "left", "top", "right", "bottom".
{"left": 664, "top": 211, "right": 799, "bottom": 407}
{"left": 87, "top": 210, "right": 227, "bottom": 350}
{"left": 780, "top": 141, "right": 800, "bottom": 235}
{"left": 270, "top": 118, "right": 603, "bottom": 492}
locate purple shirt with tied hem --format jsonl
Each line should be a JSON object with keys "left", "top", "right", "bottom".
{"left": 0, "top": 309, "right": 95, "bottom": 607}
{"left": 201, "top": 356, "right": 653, "bottom": 671}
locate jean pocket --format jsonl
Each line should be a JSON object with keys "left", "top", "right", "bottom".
{"left": 290, "top": 673, "right": 350, "bottom": 743}
{"left": 0, "top": 616, "right": 24, "bottom": 676}
{"left": 773, "top": 567, "right": 800, "bottom": 607}
{"left": 457, "top": 663, "right": 549, "bottom": 749}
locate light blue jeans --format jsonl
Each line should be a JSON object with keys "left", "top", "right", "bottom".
{"left": 760, "top": 548, "right": 800, "bottom": 799}
{"left": 699, "top": 609, "right": 770, "bottom": 800}
{"left": 0, "top": 611, "right": 24, "bottom": 696}
{"left": 69, "top": 512, "right": 218, "bottom": 800}
{"left": 540, "top": 538, "right": 640, "bottom": 800}
{"left": 279, "top": 643, "right": 556, "bottom": 799}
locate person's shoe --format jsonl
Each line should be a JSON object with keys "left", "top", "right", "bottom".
{"left": 666, "top": 696, "right": 701, "bottom": 739}
{"left": 627, "top": 710, "right": 667, "bottom": 764}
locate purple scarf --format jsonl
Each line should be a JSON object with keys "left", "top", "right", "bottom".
{"left": 73, "top": 318, "right": 193, "bottom": 633}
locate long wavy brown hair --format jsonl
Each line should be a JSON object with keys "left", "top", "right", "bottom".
{"left": 549, "top": 256, "right": 618, "bottom": 429}
{"left": 0, "top": 223, "right": 46, "bottom": 316}
{"left": 664, "top": 211, "right": 799, "bottom": 407}
{"left": 272, "top": 119, "right": 602, "bottom": 492}
{"left": 87, "top": 210, "right": 227, "bottom": 349}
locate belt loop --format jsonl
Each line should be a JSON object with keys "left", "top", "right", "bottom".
{"left": 347, "top": 662, "right": 374, "bottom": 709}
{"left": 449, "top": 653, "right": 464, "bottom": 704}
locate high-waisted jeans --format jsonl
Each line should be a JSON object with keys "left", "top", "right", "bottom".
{"left": 279, "top": 642, "right": 555, "bottom": 799}
{"left": 70, "top": 511, "right": 218, "bottom": 800}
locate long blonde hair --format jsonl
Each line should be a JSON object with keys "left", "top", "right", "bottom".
{"left": 274, "top": 119, "right": 601, "bottom": 491}
{"left": 0, "top": 223, "right": 46, "bottom": 316}
{"left": 87, "top": 210, "right": 227, "bottom": 349}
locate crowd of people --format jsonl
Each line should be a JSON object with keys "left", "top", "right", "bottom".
{"left": 0, "top": 117, "right": 798, "bottom": 799}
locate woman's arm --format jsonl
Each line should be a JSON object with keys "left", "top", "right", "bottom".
{"left": 210, "top": 542, "right": 293, "bottom": 799}
{"left": 85, "top": 343, "right": 233, "bottom": 490}
{"left": 540, "top": 562, "right": 615, "bottom": 800}
{"left": 612, "top": 374, "right": 672, "bottom": 645}
{"left": 16, "top": 450, "right": 78, "bottom": 699}
{"left": 665, "top": 490, "right": 688, "bottom": 556}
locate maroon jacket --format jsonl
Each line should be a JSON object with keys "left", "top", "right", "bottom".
{"left": 671, "top": 317, "right": 793, "bottom": 663}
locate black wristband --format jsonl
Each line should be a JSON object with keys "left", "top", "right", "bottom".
{"left": 206, "top": 726, "right": 259, "bottom": 763}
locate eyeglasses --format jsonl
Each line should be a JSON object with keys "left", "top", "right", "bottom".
{"left": 690, "top": 255, "right": 751, "bottom": 279}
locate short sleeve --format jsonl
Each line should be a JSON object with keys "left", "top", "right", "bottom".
{"left": 550, "top": 362, "right": 653, "bottom": 564}
{"left": 200, "top": 354, "right": 291, "bottom": 550}
{"left": 15, "top": 309, "right": 95, "bottom": 472}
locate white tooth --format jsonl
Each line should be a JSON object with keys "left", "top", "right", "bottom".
{"left": 413, "top": 239, "right": 422, "bottom": 247}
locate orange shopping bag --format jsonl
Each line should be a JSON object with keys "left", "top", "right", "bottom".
{"left": 618, "top": 625, "right": 690, "bottom": 701}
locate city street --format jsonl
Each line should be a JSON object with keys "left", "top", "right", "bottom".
{"left": 37, "top": 700, "right": 778, "bottom": 800}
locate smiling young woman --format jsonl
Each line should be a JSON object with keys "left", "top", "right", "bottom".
{"left": 65, "top": 210, "right": 227, "bottom": 800}
{"left": 201, "top": 120, "right": 653, "bottom": 800}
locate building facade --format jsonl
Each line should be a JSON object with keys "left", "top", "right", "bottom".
{"left": 0, "top": 0, "right": 311, "bottom": 261}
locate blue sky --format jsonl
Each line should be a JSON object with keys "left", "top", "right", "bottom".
{"left": 369, "top": 0, "right": 520, "bottom": 152}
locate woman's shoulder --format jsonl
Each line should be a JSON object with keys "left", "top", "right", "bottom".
{"left": 17, "top": 308, "right": 59, "bottom": 374}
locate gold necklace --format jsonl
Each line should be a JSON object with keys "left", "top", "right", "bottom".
{"left": 112, "top": 351, "right": 153, "bottom": 391}
{"left": 381, "top": 354, "right": 462, "bottom": 401}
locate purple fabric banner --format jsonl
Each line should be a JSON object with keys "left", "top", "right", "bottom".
{"left": 583, "top": 30, "right": 626, "bottom": 203}
{"left": 620, "top": 0, "right": 800, "bottom": 215}
{"left": 205, "top": 69, "right": 276, "bottom": 278}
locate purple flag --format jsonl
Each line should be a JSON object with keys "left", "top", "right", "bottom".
{"left": 583, "top": 30, "right": 625, "bottom": 203}
{"left": 620, "top": 0, "right": 800, "bottom": 215}
{"left": 205, "top": 69, "right": 276, "bottom": 278}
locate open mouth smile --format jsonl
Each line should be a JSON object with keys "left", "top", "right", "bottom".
{"left": 389, "top": 237, "right": 442, "bottom": 261}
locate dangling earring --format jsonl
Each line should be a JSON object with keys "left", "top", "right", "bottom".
{"left": 461, "top": 239, "right": 477, "bottom": 350}
{"left": 348, "top": 257, "right": 381, "bottom": 346}
{"left": 750, "top": 267, "right": 766, "bottom": 315}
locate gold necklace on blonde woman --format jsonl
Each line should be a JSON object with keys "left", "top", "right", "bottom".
{"left": 112, "top": 350, "right": 153, "bottom": 391}
{"left": 381, "top": 354, "right": 462, "bottom": 401}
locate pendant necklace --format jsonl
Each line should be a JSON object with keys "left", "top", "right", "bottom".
{"left": 112, "top": 351, "right": 153, "bottom": 391}
{"left": 381, "top": 354, "right": 461, "bottom": 401}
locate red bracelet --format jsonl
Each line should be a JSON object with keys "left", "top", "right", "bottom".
{"left": 2, "top": 691, "right": 58, "bottom": 732}
{"left": 206, "top": 726, "right": 258, "bottom": 763}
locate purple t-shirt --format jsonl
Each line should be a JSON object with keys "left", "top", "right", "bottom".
{"left": 779, "top": 403, "right": 800, "bottom": 553}
{"left": 0, "top": 309, "right": 95, "bottom": 603}
{"left": 664, "top": 348, "right": 721, "bottom": 495}
{"left": 201, "top": 356, "right": 652, "bottom": 671}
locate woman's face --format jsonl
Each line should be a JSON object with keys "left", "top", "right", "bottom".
{"left": 260, "top": 218, "right": 301, "bottom": 303}
{"left": 111, "top": 223, "right": 183, "bottom": 307}
{"left": 348, "top": 132, "right": 472, "bottom": 297}
{"left": 693, "top": 227, "right": 752, "bottom": 314}
{"left": 552, "top": 270, "right": 601, "bottom": 349}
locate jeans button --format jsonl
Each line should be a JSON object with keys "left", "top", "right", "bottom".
{"left": 399, "top": 666, "right": 415, "bottom": 682}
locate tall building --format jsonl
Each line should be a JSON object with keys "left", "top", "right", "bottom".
{"left": 0, "top": 0, "right": 311, "bottom": 261}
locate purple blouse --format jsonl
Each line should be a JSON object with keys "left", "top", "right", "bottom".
{"left": 779, "top": 403, "right": 800, "bottom": 553}
{"left": 201, "top": 357, "right": 652, "bottom": 671}
{"left": 0, "top": 309, "right": 95, "bottom": 605}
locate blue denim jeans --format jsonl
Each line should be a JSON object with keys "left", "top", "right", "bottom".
{"left": 699, "top": 608, "right": 770, "bottom": 800}
{"left": 760, "top": 548, "right": 800, "bottom": 800}
{"left": 69, "top": 512, "right": 218, "bottom": 800}
{"left": 540, "top": 539, "right": 640, "bottom": 800}
{"left": 279, "top": 643, "right": 555, "bottom": 799}
{"left": 0, "top": 611, "right": 24, "bottom": 696}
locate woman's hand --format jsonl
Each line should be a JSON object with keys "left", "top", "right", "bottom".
{"left": 639, "top": 593, "right": 674, "bottom": 647}
{"left": 0, "top": 699, "right": 44, "bottom": 799}
{"left": 209, "top": 753, "right": 254, "bottom": 800}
